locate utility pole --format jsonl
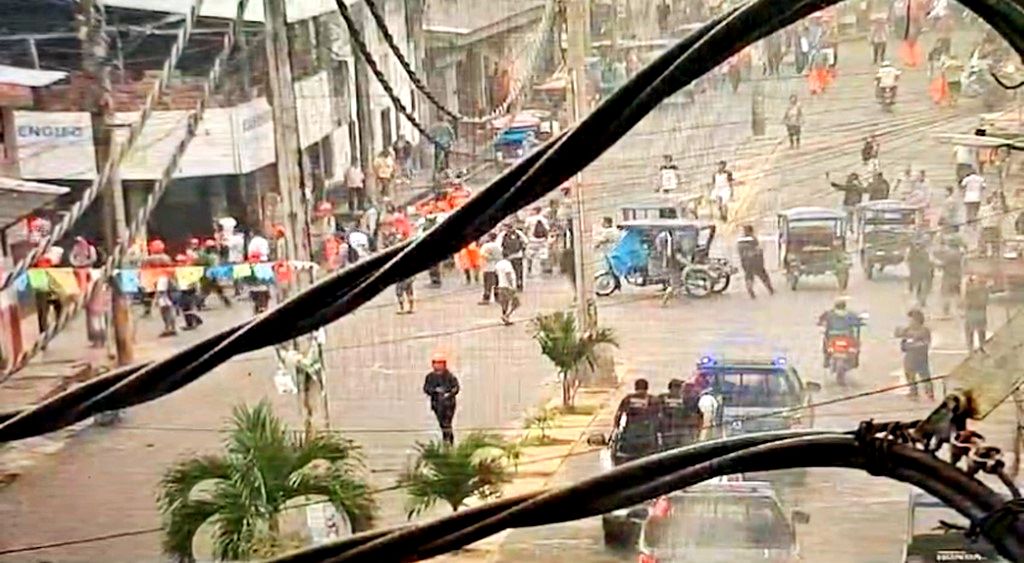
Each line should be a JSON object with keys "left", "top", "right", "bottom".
{"left": 565, "top": 0, "right": 596, "bottom": 333}
{"left": 350, "top": 2, "right": 377, "bottom": 199}
{"left": 80, "top": 0, "right": 134, "bottom": 365}
{"left": 264, "top": 0, "right": 323, "bottom": 439}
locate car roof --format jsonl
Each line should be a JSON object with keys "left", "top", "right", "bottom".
{"left": 619, "top": 218, "right": 712, "bottom": 229}
{"left": 620, "top": 203, "right": 678, "bottom": 210}
{"left": 778, "top": 206, "right": 845, "bottom": 220}
{"left": 858, "top": 199, "right": 917, "bottom": 211}
{"left": 669, "top": 480, "right": 778, "bottom": 497}
{"left": 697, "top": 357, "right": 792, "bottom": 370}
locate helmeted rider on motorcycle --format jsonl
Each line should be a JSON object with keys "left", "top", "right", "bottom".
{"left": 817, "top": 297, "right": 864, "bottom": 369}
{"left": 875, "top": 60, "right": 901, "bottom": 102}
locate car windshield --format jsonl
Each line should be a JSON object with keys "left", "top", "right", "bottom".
{"left": 642, "top": 494, "right": 792, "bottom": 551}
{"left": 713, "top": 370, "right": 799, "bottom": 408}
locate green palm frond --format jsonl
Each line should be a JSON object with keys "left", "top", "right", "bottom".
{"left": 158, "top": 402, "right": 377, "bottom": 559}
{"left": 398, "top": 432, "right": 512, "bottom": 517}
{"left": 160, "top": 498, "right": 220, "bottom": 562}
{"left": 288, "top": 466, "right": 376, "bottom": 530}
{"left": 293, "top": 432, "right": 363, "bottom": 473}
{"left": 532, "top": 312, "right": 618, "bottom": 374}
{"left": 157, "top": 455, "right": 230, "bottom": 514}
{"left": 207, "top": 480, "right": 264, "bottom": 561}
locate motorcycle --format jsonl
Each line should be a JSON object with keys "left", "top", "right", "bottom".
{"left": 823, "top": 314, "right": 867, "bottom": 386}
{"left": 877, "top": 85, "right": 897, "bottom": 111}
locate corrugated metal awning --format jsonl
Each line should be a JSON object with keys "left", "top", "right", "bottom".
{"left": 0, "top": 177, "right": 69, "bottom": 228}
{"left": 0, "top": 64, "right": 68, "bottom": 88}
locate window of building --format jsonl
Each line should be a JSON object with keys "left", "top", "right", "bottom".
{"left": 331, "top": 59, "right": 352, "bottom": 127}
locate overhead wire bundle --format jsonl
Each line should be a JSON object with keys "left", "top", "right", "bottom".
{"left": 2, "top": 0, "right": 1024, "bottom": 559}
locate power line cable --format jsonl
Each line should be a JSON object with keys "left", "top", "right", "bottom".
{"left": 333, "top": 0, "right": 444, "bottom": 148}
{"left": 362, "top": 0, "right": 460, "bottom": 122}
{"left": 0, "top": 0, "right": 1014, "bottom": 459}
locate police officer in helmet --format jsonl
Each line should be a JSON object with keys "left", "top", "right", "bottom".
{"left": 658, "top": 379, "right": 703, "bottom": 450}
{"left": 423, "top": 352, "right": 460, "bottom": 445}
{"left": 613, "top": 379, "right": 659, "bottom": 463}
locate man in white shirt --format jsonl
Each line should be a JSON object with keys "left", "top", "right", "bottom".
{"left": 593, "top": 216, "right": 621, "bottom": 253}
{"left": 496, "top": 223, "right": 528, "bottom": 290}
{"left": 247, "top": 232, "right": 270, "bottom": 262}
{"left": 479, "top": 233, "right": 503, "bottom": 304}
{"left": 875, "top": 60, "right": 901, "bottom": 99}
{"left": 524, "top": 206, "right": 551, "bottom": 277}
{"left": 494, "top": 257, "right": 519, "bottom": 325}
{"left": 696, "top": 390, "right": 721, "bottom": 441}
{"left": 710, "top": 160, "right": 734, "bottom": 221}
{"left": 346, "top": 229, "right": 371, "bottom": 262}
{"left": 954, "top": 145, "right": 979, "bottom": 183}
{"left": 961, "top": 171, "right": 986, "bottom": 224}
{"left": 345, "top": 164, "right": 366, "bottom": 212}
{"left": 658, "top": 154, "right": 680, "bottom": 193}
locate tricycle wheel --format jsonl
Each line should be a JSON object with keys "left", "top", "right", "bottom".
{"left": 837, "top": 270, "right": 850, "bottom": 290}
{"left": 787, "top": 272, "right": 799, "bottom": 291}
{"left": 594, "top": 271, "right": 620, "bottom": 297}
{"left": 683, "top": 267, "right": 713, "bottom": 298}
{"left": 711, "top": 271, "right": 731, "bottom": 294}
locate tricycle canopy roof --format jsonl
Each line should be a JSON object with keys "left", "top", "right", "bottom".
{"left": 778, "top": 206, "right": 846, "bottom": 221}
{"left": 619, "top": 218, "right": 714, "bottom": 230}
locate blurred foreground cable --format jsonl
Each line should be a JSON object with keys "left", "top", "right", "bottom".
{"left": 267, "top": 431, "right": 1024, "bottom": 562}
{"left": 1, "top": 0, "right": 1023, "bottom": 451}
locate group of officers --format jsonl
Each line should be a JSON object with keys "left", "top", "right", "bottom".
{"left": 611, "top": 377, "right": 721, "bottom": 464}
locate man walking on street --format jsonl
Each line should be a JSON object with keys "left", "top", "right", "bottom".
{"left": 936, "top": 235, "right": 964, "bottom": 317}
{"left": 737, "top": 225, "right": 774, "bottom": 299}
{"left": 964, "top": 275, "right": 989, "bottom": 352}
{"left": 907, "top": 238, "right": 934, "bottom": 308}
{"left": 498, "top": 222, "right": 528, "bottom": 290}
{"left": 710, "top": 160, "right": 735, "bottom": 222}
{"left": 373, "top": 149, "right": 396, "bottom": 199}
{"left": 524, "top": 206, "right": 551, "bottom": 277}
{"left": 895, "top": 309, "right": 934, "bottom": 400}
{"left": 345, "top": 163, "right": 366, "bottom": 213}
{"left": 479, "top": 233, "right": 503, "bottom": 304}
{"left": 423, "top": 353, "right": 459, "bottom": 445}
{"left": 961, "top": 168, "right": 986, "bottom": 224}
{"left": 494, "top": 255, "right": 520, "bottom": 326}
{"left": 783, "top": 95, "right": 804, "bottom": 149}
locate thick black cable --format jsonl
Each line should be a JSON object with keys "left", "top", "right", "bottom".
{"left": 271, "top": 430, "right": 831, "bottom": 562}
{"left": 407, "top": 435, "right": 1001, "bottom": 562}
{"left": 268, "top": 432, "right": 1024, "bottom": 562}
{"left": 2, "top": 0, "right": 1023, "bottom": 447}
{"left": 333, "top": 0, "right": 445, "bottom": 147}
{"left": 362, "top": 0, "right": 461, "bottom": 122}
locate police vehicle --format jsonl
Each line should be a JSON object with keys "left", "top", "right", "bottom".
{"left": 903, "top": 490, "right": 1007, "bottom": 562}
{"left": 601, "top": 476, "right": 810, "bottom": 560}
{"left": 693, "top": 355, "right": 821, "bottom": 438}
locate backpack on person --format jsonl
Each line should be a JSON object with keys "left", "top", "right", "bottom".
{"left": 502, "top": 231, "right": 525, "bottom": 257}
{"left": 531, "top": 219, "right": 549, "bottom": 239}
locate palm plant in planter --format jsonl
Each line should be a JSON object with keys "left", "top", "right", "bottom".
{"left": 398, "top": 432, "right": 513, "bottom": 517}
{"left": 532, "top": 311, "right": 618, "bottom": 408}
{"left": 157, "top": 401, "right": 375, "bottom": 561}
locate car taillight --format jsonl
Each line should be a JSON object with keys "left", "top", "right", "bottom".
{"left": 638, "top": 553, "right": 658, "bottom": 563}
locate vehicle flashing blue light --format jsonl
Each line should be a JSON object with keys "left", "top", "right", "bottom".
{"left": 772, "top": 357, "right": 787, "bottom": 367}
{"left": 698, "top": 356, "right": 716, "bottom": 366}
